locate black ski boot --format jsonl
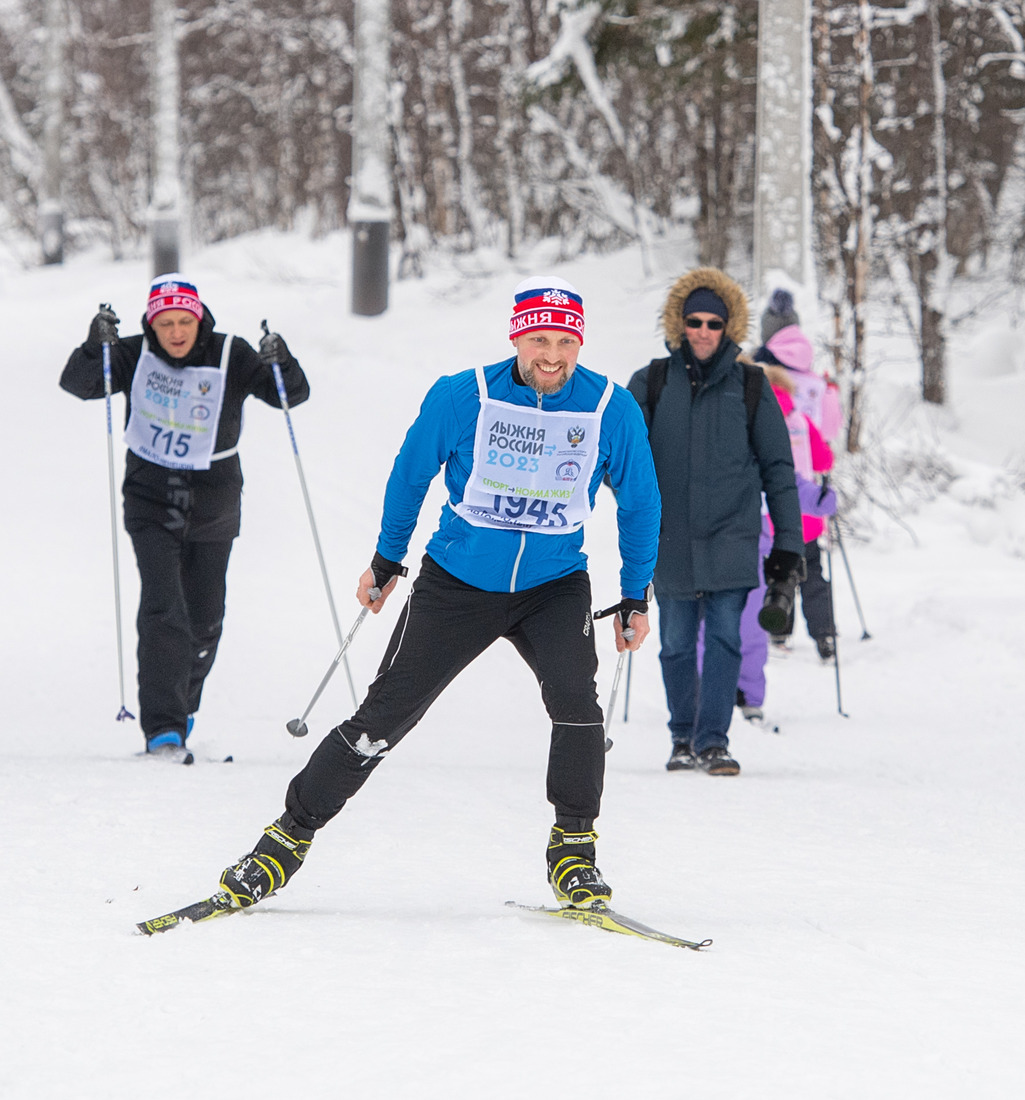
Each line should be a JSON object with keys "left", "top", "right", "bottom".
{"left": 219, "top": 813, "right": 316, "bottom": 909}
{"left": 546, "top": 823, "right": 612, "bottom": 909}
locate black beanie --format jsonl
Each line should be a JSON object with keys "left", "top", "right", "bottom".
{"left": 682, "top": 287, "right": 728, "bottom": 321}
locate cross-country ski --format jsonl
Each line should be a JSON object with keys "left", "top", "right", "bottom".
{"left": 505, "top": 901, "right": 712, "bottom": 950}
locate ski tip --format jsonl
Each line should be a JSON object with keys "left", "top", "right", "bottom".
{"left": 136, "top": 913, "right": 185, "bottom": 936}
{"left": 136, "top": 893, "right": 236, "bottom": 935}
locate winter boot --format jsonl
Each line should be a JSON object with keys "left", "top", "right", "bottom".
{"left": 696, "top": 746, "right": 741, "bottom": 776}
{"left": 666, "top": 743, "right": 696, "bottom": 771}
{"left": 546, "top": 824, "right": 612, "bottom": 909}
{"left": 815, "top": 636, "right": 836, "bottom": 662}
{"left": 146, "top": 730, "right": 194, "bottom": 765}
{"left": 219, "top": 813, "right": 316, "bottom": 909}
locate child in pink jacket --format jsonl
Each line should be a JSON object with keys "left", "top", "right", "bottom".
{"left": 734, "top": 363, "right": 837, "bottom": 723}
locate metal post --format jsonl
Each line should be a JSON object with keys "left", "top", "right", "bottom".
{"left": 150, "top": 0, "right": 181, "bottom": 276}
{"left": 40, "top": 0, "right": 65, "bottom": 265}
{"left": 350, "top": 0, "right": 391, "bottom": 316}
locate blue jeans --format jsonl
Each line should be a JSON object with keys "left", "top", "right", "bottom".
{"left": 657, "top": 589, "right": 749, "bottom": 755}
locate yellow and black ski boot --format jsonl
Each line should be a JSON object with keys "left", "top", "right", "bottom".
{"left": 219, "top": 813, "right": 316, "bottom": 909}
{"left": 546, "top": 823, "right": 612, "bottom": 909}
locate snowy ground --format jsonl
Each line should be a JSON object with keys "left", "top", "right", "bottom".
{"left": 2, "top": 232, "right": 1023, "bottom": 1099}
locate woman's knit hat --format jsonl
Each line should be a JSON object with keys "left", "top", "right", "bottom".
{"left": 760, "top": 287, "right": 799, "bottom": 343}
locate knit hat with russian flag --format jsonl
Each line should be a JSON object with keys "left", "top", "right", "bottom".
{"left": 146, "top": 273, "right": 203, "bottom": 324}
{"left": 508, "top": 276, "right": 584, "bottom": 345}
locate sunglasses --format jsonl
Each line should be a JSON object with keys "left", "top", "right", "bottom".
{"left": 684, "top": 317, "right": 725, "bottom": 331}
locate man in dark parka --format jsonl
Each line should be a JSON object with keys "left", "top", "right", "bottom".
{"left": 628, "top": 267, "right": 803, "bottom": 775}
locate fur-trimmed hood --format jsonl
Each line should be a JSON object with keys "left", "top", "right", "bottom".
{"left": 661, "top": 267, "right": 750, "bottom": 351}
{"left": 763, "top": 363, "right": 795, "bottom": 396}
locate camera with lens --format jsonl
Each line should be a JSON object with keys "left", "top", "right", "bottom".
{"left": 757, "top": 549, "right": 806, "bottom": 635}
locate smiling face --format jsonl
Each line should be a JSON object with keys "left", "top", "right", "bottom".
{"left": 151, "top": 309, "right": 200, "bottom": 359}
{"left": 514, "top": 330, "right": 582, "bottom": 395}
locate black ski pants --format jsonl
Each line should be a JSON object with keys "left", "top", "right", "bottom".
{"left": 286, "top": 557, "right": 606, "bottom": 831}
{"left": 129, "top": 524, "right": 233, "bottom": 740}
{"left": 797, "top": 538, "right": 834, "bottom": 641}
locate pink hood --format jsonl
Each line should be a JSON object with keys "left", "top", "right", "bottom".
{"left": 766, "top": 324, "right": 814, "bottom": 374}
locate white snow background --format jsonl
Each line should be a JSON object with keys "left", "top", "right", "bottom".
{"left": 2, "top": 231, "right": 1024, "bottom": 1099}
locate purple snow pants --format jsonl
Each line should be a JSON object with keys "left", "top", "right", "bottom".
{"left": 736, "top": 526, "right": 774, "bottom": 707}
{"left": 698, "top": 525, "right": 773, "bottom": 709}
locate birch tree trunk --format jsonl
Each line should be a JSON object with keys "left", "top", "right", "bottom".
{"left": 810, "top": 0, "right": 847, "bottom": 389}
{"left": 918, "top": 1, "right": 949, "bottom": 406}
{"left": 846, "top": 0, "right": 873, "bottom": 455}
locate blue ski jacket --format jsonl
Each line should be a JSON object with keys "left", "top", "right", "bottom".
{"left": 376, "top": 357, "right": 661, "bottom": 597}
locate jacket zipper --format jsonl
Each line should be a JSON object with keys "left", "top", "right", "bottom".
{"left": 508, "top": 388, "right": 545, "bottom": 592}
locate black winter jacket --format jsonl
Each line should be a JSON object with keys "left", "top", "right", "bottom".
{"left": 627, "top": 267, "right": 802, "bottom": 599}
{"left": 60, "top": 306, "right": 310, "bottom": 541}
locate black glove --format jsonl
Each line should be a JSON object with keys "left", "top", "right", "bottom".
{"left": 259, "top": 329, "right": 290, "bottom": 368}
{"left": 370, "top": 552, "right": 408, "bottom": 593}
{"left": 758, "top": 549, "right": 805, "bottom": 635}
{"left": 594, "top": 584, "right": 652, "bottom": 633}
{"left": 89, "top": 305, "right": 120, "bottom": 346}
{"left": 763, "top": 548, "right": 804, "bottom": 585}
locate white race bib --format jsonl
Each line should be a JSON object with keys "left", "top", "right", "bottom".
{"left": 453, "top": 365, "right": 613, "bottom": 535}
{"left": 124, "top": 337, "right": 233, "bottom": 470}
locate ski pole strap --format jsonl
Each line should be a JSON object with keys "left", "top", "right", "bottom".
{"left": 370, "top": 552, "right": 408, "bottom": 590}
{"left": 594, "top": 585, "right": 652, "bottom": 631}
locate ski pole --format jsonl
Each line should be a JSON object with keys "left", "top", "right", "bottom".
{"left": 263, "top": 320, "right": 357, "bottom": 708}
{"left": 286, "top": 591, "right": 378, "bottom": 737}
{"left": 603, "top": 628, "right": 634, "bottom": 752}
{"left": 623, "top": 650, "right": 633, "bottom": 723}
{"left": 823, "top": 525, "right": 848, "bottom": 718}
{"left": 830, "top": 516, "right": 871, "bottom": 640}
{"left": 101, "top": 326, "right": 135, "bottom": 723}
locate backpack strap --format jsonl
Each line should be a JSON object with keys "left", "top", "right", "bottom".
{"left": 645, "top": 356, "right": 670, "bottom": 420}
{"left": 645, "top": 355, "right": 763, "bottom": 447}
{"left": 742, "top": 361, "right": 762, "bottom": 445}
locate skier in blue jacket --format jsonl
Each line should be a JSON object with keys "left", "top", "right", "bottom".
{"left": 212, "top": 276, "right": 661, "bottom": 913}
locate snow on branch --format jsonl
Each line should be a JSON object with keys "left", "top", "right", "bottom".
{"left": 527, "top": 104, "right": 638, "bottom": 238}
{"left": 524, "top": 1, "right": 626, "bottom": 150}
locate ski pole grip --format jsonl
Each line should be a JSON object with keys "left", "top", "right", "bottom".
{"left": 370, "top": 552, "right": 408, "bottom": 591}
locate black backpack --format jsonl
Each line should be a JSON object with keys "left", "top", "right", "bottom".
{"left": 644, "top": 356, "right": 764, "bottom": 445}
